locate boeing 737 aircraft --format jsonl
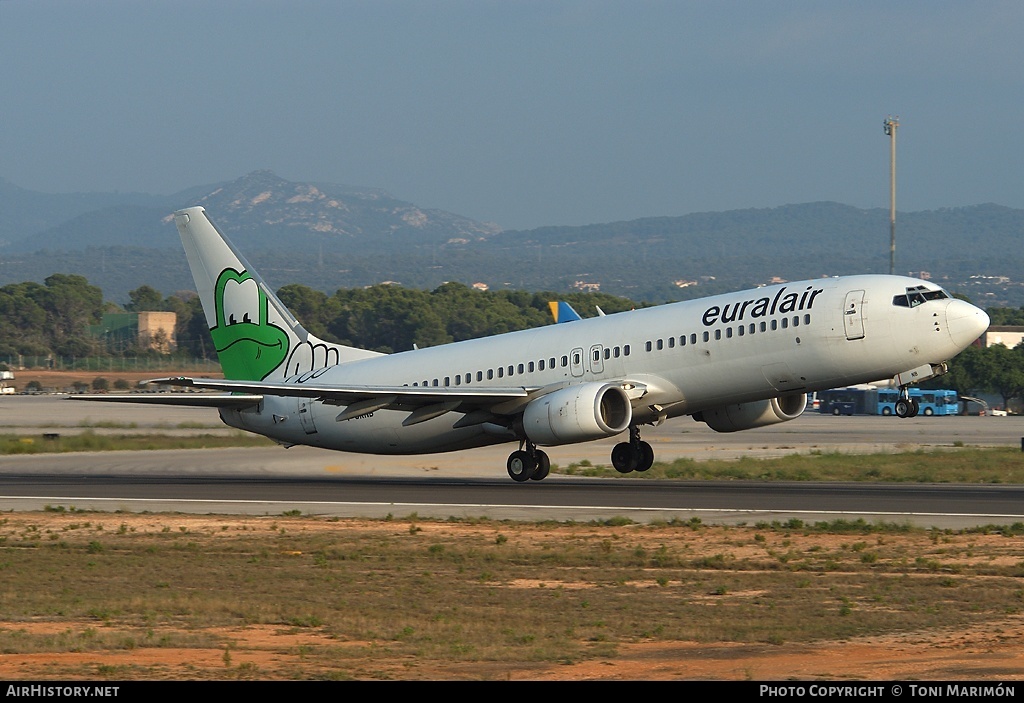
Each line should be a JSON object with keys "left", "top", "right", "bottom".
{"left": 73, "top": 207, "right": 990, "bottom": 482}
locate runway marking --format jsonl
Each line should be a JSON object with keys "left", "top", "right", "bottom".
{"left": 2, "top": 495, "right": 1023, "bottom": 522}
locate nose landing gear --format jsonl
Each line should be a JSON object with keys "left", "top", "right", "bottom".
{"left": 894, "top": 388, "right": 920, "bottom": 418}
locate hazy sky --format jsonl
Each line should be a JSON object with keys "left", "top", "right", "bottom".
{"left": 2, "top": 0, "right": 1022, "bottom": 230}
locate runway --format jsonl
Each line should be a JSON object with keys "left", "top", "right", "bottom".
{"left": 1, "top": 396, "right": 1023, "bottom": 527}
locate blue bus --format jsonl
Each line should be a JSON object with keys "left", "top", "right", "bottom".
{"left": 876, "top": 389, "right": 958, "bottom": 416}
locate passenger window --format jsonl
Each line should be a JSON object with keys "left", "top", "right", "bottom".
{"left": 645, "top": 341, "right": 652, "bottom": 352}
{"left": 714, "top": 329, "right": 721, "bottom": 340}
{"left": 703, "top": 331, "right": 710, "bottom": 342}
{"left": 656, "top": 339, "right": 664, "bottom": 350}
{"left": 624, "top": 345, "right": 630, "bottom": 356}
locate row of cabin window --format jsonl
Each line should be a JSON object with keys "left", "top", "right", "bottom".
{"left": 411, "top": 344, "right": 633, "bottom": 388}
{"left": 644, "top": 314, "right": 812, "bottom": 352}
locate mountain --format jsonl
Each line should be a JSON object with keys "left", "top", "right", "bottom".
{"left": 4, "top": 170, "right": 500, "bottom": 254}
{"left": 0, "top": 177, "right": 166, "bottom": 248}
{"left": 1, "top": 172, "right": 1023, "bottom": 306}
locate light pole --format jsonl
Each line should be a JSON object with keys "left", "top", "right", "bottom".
{"left": 883, "top": 116, "right": 899, "bottom": 275}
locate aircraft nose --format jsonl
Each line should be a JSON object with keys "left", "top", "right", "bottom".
{"left": 945, "top": 299, "right": 990, "bottom": 350}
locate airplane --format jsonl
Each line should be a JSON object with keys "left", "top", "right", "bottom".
{"left": 72, "top": 206, "right": 990, "bottom": 482}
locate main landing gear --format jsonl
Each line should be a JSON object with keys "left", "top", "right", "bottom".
{"left": 506, "top": 425, "right": 655, "bottom": 483}
{"left": 611, "top": 425, "right": 655, "bottom": 474}
{"left": 894, "top": 387, "right": 920, "bottom": 418}
{"left": 507, "top": 441, "right": 551, "bottom": 483}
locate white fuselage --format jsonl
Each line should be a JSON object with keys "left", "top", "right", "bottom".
{"left": 219, "top": 275, "right": 986, "bottom": 454}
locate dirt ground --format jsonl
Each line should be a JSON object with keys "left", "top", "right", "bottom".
{"left": 3, "top": 620, "right": 1022, "bottom": 681}
{"left": 0, "top": 513, "right": 1022, "bottom": 681}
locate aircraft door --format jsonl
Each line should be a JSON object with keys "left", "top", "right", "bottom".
{"left": 589, "top": 345, "right": 605, "bottom": 374}
{"left": 843, "top": 290, "right": 865, "bottom": 340}
{"left": 570, "top": 347, "right": 585, "bottom": 377}
{"left": 297, "top": 398, "right": 318, "bottom": 435}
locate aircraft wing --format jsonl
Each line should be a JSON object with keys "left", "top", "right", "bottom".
{"left": 129, "top": 376, "right": 539, "bottom": 424}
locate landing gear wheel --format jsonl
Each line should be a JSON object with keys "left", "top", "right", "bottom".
{"left": 611, "top": 442, "right": 637, "bottom": 473}
{"left": 909, "top": 398, "right": 920, "bottom": 417}
{"left": 895, "top": 398, "right": 910, "bottom": 418}
{"left": 507, "top": 450, "right": 537, "bottom": 482}
{"left": 530, "top": 450, "right": 550, "bottom": 481}
{"left": 634, "top": 441, "right": 655, "bottom": 472}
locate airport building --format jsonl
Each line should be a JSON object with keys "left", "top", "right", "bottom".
{"left": 89, "top": 312, "right": 177, "bottom": 353}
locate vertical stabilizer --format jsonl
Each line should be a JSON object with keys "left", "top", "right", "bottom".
{"left": 173, "top": 207, "right": 381, "bottom": 381}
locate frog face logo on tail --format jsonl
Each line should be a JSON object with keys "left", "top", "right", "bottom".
{"left": 209, "top": 268, "right": 290, "bottom": 380}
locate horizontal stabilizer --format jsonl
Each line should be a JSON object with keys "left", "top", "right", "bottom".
{"left": 67, "top": 393, "right": 263, "bottom": 409}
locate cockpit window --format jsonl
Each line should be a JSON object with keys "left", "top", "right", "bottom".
{"left": 892, "top": 285, "right": 950, "bottom": 308}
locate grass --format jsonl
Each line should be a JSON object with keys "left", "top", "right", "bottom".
{"left": 0, "top": 431, "right": 274, "bottom": 454}
{"left": 0, "top": 512, "right": 1023, "bottom": 679}
{"left": 559, "top": 446, "right": 1024, "bottom": 483}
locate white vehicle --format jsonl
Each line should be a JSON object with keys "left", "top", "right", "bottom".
{"left": 73, "top": 207, "right": 989, "bottom": 482}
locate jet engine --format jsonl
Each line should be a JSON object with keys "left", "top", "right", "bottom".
{"left": 523, "top": 382, "right": 632, "bottom": 445}
{"left": 697, "top": 393, "right": 807, "bottom": 433}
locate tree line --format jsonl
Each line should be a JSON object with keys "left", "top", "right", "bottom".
{"left": 0, "top": 276, "right": 641, "bottom": 360}
{"left": 5, "top": 273, "right": 1024, "bottom": 408}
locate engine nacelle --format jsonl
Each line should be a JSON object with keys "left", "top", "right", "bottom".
{"left": 523, "top": 382, "right": 632, "bottom": 446}
{"left": 698, "top": 393, "right": 806, "bottom": 433}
